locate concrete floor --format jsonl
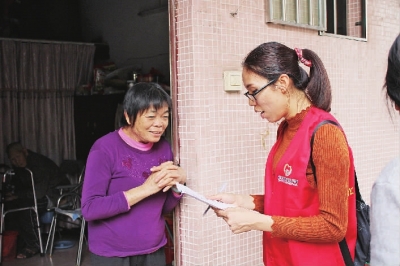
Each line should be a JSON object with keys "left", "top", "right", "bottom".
{"left": 2, "top": 229, "right": 90, "bottom": 266}
{"left": 1, "top": 228, "right": 174, "bottom": 266}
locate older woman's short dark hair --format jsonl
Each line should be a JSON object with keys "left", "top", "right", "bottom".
{"left": 121, "top": 82, "right": 172, "bottom": 127}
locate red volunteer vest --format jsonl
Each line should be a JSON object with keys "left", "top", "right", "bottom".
{"left": 263, "top": 107, "right": 357, "bottom": 266}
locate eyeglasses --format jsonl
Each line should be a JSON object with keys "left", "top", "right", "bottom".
{"left": 244, "top": 79, "right": 277, "bottom": 102}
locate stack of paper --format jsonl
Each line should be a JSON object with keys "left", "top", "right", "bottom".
{"left": 175, "top": 183, "right": 234, "bottom": 210}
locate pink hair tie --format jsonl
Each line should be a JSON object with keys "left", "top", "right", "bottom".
{"left": 294, "top": 48, "right": 312, "bottom": 67}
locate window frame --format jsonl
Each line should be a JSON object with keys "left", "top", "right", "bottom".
{"left": 265, "top": 0, "right": 327, "bottom": 31}
{"left": 265, "top": 0, "right": 368, "bottom": 41}
{"left": 319, "top": 0, "right": 367, "bottom": 42}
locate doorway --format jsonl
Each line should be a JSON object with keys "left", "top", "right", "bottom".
{"left": 0, "top": 0, "right": 179, "bottom": 265}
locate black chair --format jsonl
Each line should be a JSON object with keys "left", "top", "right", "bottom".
{"left": 40, "top": 160, "right": 85, "bottom": 233}
{"left": 57, "top": 160, "right": 86, "bottom": 195}
{"left": 45, "top": 192, "right": 86, "bottom": 266}
{"left": 45, "top": 163, "right": 86, "bottom": 266}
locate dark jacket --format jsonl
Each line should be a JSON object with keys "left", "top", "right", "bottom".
{"left": 12, "top": 150, "right": 70, "bottom": 204}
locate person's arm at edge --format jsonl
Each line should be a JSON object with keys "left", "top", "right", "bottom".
{"left": 370, "top": 158, "right": 400, "bottom": 265}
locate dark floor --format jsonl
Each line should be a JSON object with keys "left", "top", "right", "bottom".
{"left": 1, "top": 228, "right": 90, "bottom": 266}
{"left": 1, "top": 227, "right": 175, "bottom": 266}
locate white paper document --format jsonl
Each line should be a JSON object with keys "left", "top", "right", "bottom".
{"left": 175, "top": 183, "right": 234, "bottom": 210}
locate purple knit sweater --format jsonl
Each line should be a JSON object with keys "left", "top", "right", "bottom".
{"left": 81, "top": 130, "right": 181, "bottom": 257}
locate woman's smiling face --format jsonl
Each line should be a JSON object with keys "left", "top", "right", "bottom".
{"left": 242, "top": 68, "right": 288, "bottom": 123}
{"left": 127, "top": 104, "right": 169, "bottom": 144}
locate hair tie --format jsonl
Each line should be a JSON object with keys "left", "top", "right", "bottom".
{"left": 294, "top": 48, "right": 312, "bottom": 67}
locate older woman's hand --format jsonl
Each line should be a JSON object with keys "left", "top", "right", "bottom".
{"left": 150, "top": 161, "right": 187, "bottom": 192}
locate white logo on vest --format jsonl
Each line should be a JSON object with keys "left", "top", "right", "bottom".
{"left": 283, "top": 163, "right": 292, "bottom": 176}
{"left": 277, "top": 164, "right": 298, "bottom": 186}
{"left": 277, "top": 175, "right": 299, "bottom": 186}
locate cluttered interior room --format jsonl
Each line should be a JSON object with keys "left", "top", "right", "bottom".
{"left": 0, "top": 0, "right": 174, "bottom": 265}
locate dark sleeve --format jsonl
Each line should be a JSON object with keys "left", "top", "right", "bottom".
{"left": 22, "top": 151, "right": 60, "bottom": 200}
{"left": 25, "top": 165, "right": 53, "bottom": 200}
{"left": 12, "top": 168, "right": 35, "bottom": 199}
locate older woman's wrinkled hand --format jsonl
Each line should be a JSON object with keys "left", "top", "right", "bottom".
{"left": 5, "top": 192, "right": 18, "bottom": 201}
{"left": 150, "top": 161, "right": 187, "bottom": 192}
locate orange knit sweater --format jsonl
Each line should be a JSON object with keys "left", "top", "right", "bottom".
{"left": 253, "top": 107, "right": 350, "bottom": 243}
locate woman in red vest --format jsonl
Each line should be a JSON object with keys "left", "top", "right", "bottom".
{"left": 211, "top": 42, "right": 357, "bottom": 266}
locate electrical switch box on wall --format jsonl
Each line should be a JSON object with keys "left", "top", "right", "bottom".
{"left": 223, "top": 71, "right": 242, "bottom": 92}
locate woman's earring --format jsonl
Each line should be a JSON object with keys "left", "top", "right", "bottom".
{"left": 275, "top": 84, "right": 286, "bottom": 92}
{"left": 260, "top": 124, "right": 270, "bottom": 150}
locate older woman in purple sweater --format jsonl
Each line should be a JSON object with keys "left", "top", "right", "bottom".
{"left": 82, "top": 82, "right": 186, "bottom": 266}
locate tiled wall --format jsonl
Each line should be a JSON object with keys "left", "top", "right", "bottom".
{"left": 347, "top": 0, "right": 363, "bottom": 38}
{"left": 173, "top": 1, "right": 400, "bottom": 265}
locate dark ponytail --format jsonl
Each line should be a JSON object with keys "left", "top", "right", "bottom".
{"left": 301, "top": 49, "right": 332, "bottom": 112}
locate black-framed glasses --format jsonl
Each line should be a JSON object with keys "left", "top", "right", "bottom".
{"left": 244, "top": 78, "right": 277, "bottom": 102}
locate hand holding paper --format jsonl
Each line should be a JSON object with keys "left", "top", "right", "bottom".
{"left": 203, "top": 183, "right": 227, "bottom": 216}
{"left": 175, "top": 183, "right": 234, "bottom": 210}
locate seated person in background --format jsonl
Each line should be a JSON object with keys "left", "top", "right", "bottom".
{"left": 5, "top": 142, "right": 70, "bottom": 259}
